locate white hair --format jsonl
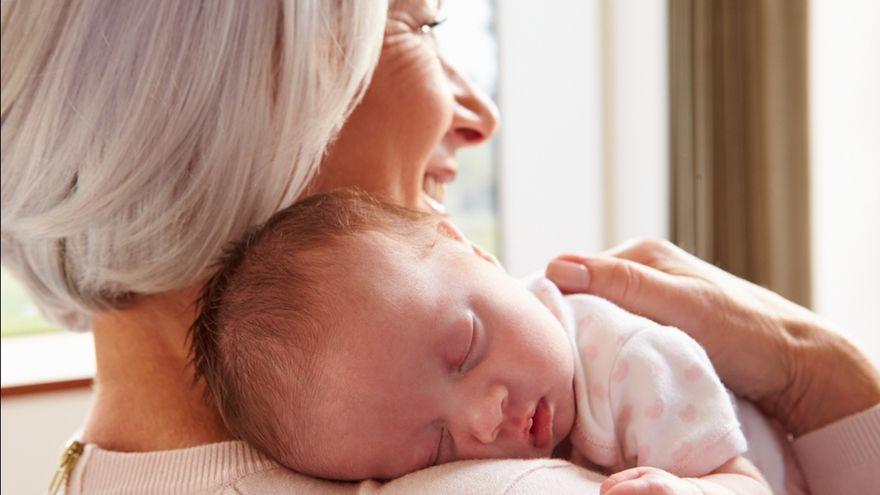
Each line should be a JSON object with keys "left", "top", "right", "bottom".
{"left": 1, "top": 0, "right": 387, "bottom": 329}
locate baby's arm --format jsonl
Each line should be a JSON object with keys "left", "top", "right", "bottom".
{"left": 601, "top": 455, "right": 771, "bottom": 495}
{"left": 564, "top": 296, "right": 765, "bottom": 491}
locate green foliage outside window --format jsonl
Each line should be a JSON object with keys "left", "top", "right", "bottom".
{"left": 1, "top": 267, "right": 57, "bottom": 337}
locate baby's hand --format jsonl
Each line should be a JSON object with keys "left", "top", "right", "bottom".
{"left": 599, "top": 466, "right": 702, "bottom": 495}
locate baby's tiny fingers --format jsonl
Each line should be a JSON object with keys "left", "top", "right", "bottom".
{"left": 599, "top": 467, "right": 654, "bottom": 494}
{"left": 604, "top": 478, "right": 680, "bottom": 495}
{"left": 601, "top": 479, "right": 654, "bottom": 495}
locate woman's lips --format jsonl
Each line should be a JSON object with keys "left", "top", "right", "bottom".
{"left": 529, "top": 397, "right": 553, "bottom": 450}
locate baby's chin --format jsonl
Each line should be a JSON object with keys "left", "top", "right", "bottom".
{"left": 551, "top": 382, "right": 578, "bottom": 455}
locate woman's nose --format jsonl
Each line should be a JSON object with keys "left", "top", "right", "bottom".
{"left": 443, "top": 58, "right": 499, "bottom": 147}
{"left": 463, "top": 383, "right": 508, "bottom": 444}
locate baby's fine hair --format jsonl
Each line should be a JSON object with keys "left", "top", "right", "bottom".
{"left": 189, "top": 189, "right": 430, "bottom": 466}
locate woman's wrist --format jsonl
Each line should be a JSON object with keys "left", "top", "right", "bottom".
{"left": 771, "top": 318, "right": 880, "bottom": 437}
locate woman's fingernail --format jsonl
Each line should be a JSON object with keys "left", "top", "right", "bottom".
{"left": 546, "top": 260, "right": 591, "bottom": 291}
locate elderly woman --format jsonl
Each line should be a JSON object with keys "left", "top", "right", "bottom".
{"left": 2, "top": 1, "right": 877, "bottom": 494}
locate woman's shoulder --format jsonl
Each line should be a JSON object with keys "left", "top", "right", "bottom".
{"left": 69, "top": 441, "right": 276, "bottom": 494}
{"left": 71, "top": 440, "right": 603, "bottom": 494}
{"left": 231, "top": 457, "right": 603, "bottom": 495}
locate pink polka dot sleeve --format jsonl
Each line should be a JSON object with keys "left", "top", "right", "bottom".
{"left": 522, "top": 275, "right": 747, "bottom": 478}
{"left": 608, "top": 326, "right": 747, "bottom": 477}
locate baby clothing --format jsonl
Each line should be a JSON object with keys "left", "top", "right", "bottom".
{"left": 525, "top": 275, "right": 806, "bottom": 494}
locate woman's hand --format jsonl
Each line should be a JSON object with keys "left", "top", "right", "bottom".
{"left": 546, "top": 238, "right": 880, "bottom": 437}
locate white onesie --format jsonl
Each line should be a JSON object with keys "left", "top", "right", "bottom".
{"left": 524, "top": 275, "right": 807, "bottom": 494}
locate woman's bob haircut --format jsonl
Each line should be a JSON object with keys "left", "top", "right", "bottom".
{"left": 1, "top": 0, "right": 387, "bottom": 329}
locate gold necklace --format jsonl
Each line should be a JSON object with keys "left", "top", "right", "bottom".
{"left": 48, "top": 440, "right": 84, "bottom": 495}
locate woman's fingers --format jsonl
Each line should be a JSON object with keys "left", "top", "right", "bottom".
{"left": 545, "top": 255, "right": 692, "bottom": 327}
{"left": 550, "top": 238, "right": 693, "bottom": 290}
{"left": 599, "top": 237, "right": 678, "bottom": 265}
{"left": 544, "top": 259, "right": 591, "bottom": 291}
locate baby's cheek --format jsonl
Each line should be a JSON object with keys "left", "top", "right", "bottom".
{"left": 527, "top": 324, "right": 576, "bottom": 381}
{"left": 553, "top": 377, "right": 579, "bottom": 443}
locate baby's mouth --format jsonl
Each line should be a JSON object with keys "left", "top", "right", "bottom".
{"left": 529, "top": 397, "right": 554, "bottom": 450}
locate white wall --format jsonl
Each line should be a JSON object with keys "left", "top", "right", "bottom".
{"left": 496, "top": 0, "right": 668, "bottom": 276}
{"left": 810, "top": 0, "right": 880, "bottom": 365}
{"left": 1, "top": 389, "right": 93, "bottom": 495}
{"left": 496, "top": 0, "right": 605, "bottom": 276}
{"left": 602, "top": 0, "right": 669, "bottom": 246}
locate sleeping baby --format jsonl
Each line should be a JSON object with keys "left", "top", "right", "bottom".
{"left": 190, "top": 190, "right": 802, "bottom": 494}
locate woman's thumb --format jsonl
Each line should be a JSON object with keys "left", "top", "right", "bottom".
{"left": 546, "top": 255, "right": 683, "bottom": 324}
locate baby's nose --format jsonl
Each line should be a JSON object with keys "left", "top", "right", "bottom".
{"left": 467, "top": 384, "right": 507, "bottom": 444}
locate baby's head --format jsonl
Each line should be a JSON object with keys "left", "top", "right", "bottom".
{"left": 190, "top": 190, "right": 575, "bottom": 480}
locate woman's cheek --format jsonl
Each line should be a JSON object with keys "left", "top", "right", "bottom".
{"left": 383, "top": 38, "right": 453, "bottom": 129}
{"left": 401, "top": 66, "right": 454, "bottom": 138}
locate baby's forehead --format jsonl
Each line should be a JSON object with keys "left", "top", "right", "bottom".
{"left": 353, "top": 226, "right": 437, "bottom": 255}
{"left": 323, "top": 229, "right": 434, "bottom": 281}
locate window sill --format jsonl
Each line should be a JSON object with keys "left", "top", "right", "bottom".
{"left": 0, "top": 332, "right": 95, "bottom": 397}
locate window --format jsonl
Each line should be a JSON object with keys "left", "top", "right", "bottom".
{"left": 1, "top": 267, "right": 94, "bottom": 390}
{"left": 1, "top": 267, "right": 57, "bottom": 338}
{"left": 494, "top": 0, "right": 668, "bottom": 276}
{"left": 435, "top": 0, "right": 500, "bottom": 257}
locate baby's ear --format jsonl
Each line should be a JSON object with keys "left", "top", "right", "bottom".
{"left": 471, "top": 243, "right": 502, "bottom": 267}
{"left": 436, "top": 218, "right": 468, "bottom": 244}
{"left": 437, "top": 219, "right": 502, "bottom": 268}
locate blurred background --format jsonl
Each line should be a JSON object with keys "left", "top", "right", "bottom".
{"left": 2, "top": 1, "right": 878, "bottom": 493}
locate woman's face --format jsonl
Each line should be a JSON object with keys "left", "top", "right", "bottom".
{"left": 311, "top": 0, "right": 499, "bottom": 212}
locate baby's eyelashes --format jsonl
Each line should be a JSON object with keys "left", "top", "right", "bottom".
{"left": 457, "top": 314, "right": 477, "bottom": 371}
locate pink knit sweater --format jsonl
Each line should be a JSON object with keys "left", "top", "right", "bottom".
{"left": 68, "top": 405, "right": 879, "bottom": 495}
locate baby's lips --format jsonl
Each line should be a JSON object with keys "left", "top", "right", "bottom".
{"left": 531, "top": 397, "right": 554, "bottom": 450}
